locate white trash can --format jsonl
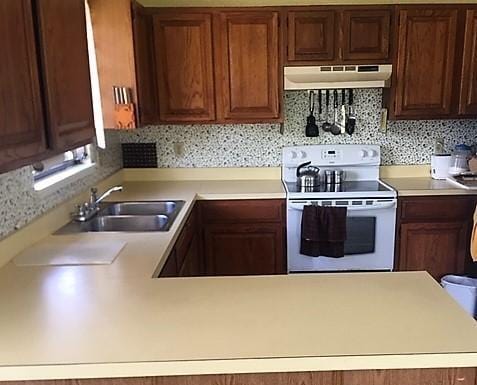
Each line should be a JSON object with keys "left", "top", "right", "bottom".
{"left": 441, "top": 275, "right": 477, "bottom": 316}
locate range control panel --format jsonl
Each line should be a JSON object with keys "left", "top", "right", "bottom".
{"left": 283, "top": 144, "right": 381, "bottom": 167}
{"left": 282, "top": 144, "right": 381, "bottom": 184}
{"left": 321, "top": 149, "right": 342, "bottom": 161}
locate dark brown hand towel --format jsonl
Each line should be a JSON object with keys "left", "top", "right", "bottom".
{"left": 300, "top": 205, "right": 347, "bottom": 258}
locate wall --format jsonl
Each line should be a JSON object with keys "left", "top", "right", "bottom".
{"left": 0, "top": 131, "right": 122, "bottom": 240}
{"left": 120, "top": 89, "right": 477, "bottom": 168}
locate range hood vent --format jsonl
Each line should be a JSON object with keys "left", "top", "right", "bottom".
{"left": 284, "top": 64, "right": 392, "bottom": 90}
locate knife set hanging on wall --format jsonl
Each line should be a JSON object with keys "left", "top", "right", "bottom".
{"left": 305, "top": 89, "right": 356, "bottom": 137}
{"left": 113, "top": 86, "right": 136, "bottom": 129}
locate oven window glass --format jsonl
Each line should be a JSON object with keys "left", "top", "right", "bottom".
{"left": 344, "top": 217, "right": 376, "bottom": 255}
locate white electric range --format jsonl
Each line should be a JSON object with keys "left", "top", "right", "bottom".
{"left": 282, "top": 144, "right": 397, "bottom": 273}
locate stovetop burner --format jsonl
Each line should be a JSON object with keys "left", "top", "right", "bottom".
{"left": 285, "top": 180, "right": 393, "bottom": 194}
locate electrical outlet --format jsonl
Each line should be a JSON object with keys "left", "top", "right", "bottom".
{"left": 379, "top": 108, "right": 388, "bottom": 133}
{"left": 173, "top": 142, "right": 184, "bottom": 157}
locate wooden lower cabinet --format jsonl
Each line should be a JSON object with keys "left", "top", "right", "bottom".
{"left": 160, "top": 206, "right": 201, "bottom": 277}
{"left": 179, "top": 234, "right": 200, "bottom": 276}
{"left": 204, "top": 223, "right": 284, "bottom": 275}
{"left": 159, "top": 199, "right": 286, "bottom": 277}
{"left": 395, "top": 195, "right": 476, "bottom": 280}
{"left": 200, "top": 199, "right": 286, "bottom": 276}
{"left": 159, "top": 250, "right": 178, "bottom": 277}
{"left": 4, "top": 368, "right": 475, "bottom": 385}
{"left": 399, "top": 222, "right": 469, "bottom": 279}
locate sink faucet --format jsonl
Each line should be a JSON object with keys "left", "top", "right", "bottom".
{"left": 90, "top": 186, "right": 123, "bottom": 210}
{"left": 72, "top": 185, "right": 123, "bottom": 222}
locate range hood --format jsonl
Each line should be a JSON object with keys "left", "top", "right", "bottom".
{"left": 284, "top": 64, "right": 392, "bottom": 90}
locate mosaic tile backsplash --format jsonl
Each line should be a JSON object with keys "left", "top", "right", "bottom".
{"left": 0, "top": 131, "right": 122, "bottom": 239}
{"left": 120, "top": 89, "right": 477, "bottom": 167}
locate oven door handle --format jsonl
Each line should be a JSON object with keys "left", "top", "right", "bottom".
{"left": 288, "top": 202, "right": 396, "bottom": 211}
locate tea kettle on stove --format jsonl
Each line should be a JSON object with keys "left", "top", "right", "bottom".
{"left": 296, "top": 161, "right": 320, "bottom": 187}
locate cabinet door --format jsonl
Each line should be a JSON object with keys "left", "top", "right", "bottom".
{"left": 159, "top": 251, "right": 178, "bottom": 277}
{"left": 341, "top": 9, "right": 391, "bottom": 62}
{"left": 393, "top": 8, "right": 458, "bottom": 119}
{"left": 459, "top": 9, "right": 477, "bottom": 116}
{"left": 36, "top": 0, "right": 95, "bottom": 152}
{"left": 179, "top": 235, "right": 200, "bottom": 277}
{"left": 132, "top": 2, "right": 159, "bottom": 125}
{"left": 218, "top": 12, "right": 280, "bottom": 121}
{"left": 153, "top": 13, "right": 215, "bottom": 122}
{"left": 0, "top": 0, "right": 47, "bottom": 173}
{"left": 399, "top": 222, "right": 470, "bottom": 280}
{"left": 287, "top": 10, "right": 336, "bottom": 62}
{"left": 204, "top": 223, "right": 285, "bottom": 276}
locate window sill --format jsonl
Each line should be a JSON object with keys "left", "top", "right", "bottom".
{"left": 34, "top": 162, "right": 97, "bottom": 195}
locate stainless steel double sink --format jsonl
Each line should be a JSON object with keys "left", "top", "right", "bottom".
{"left": 56, "top": 201, "right": 185, "bottom": 234}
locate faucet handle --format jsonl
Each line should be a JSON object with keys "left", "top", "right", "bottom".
{"left": 91, "top": 187, "right": 98, "bottom": 194}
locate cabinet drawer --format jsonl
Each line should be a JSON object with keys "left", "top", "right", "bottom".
{"left": 200, "top": 199, "right": 284, "bottom": 223}
{"left": 175, "top": 209, "right": 197, "bottom": 269}
{"left": 400, "top": 196, "right": 475, "bottom": 222}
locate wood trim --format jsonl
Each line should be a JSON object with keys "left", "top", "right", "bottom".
{"left": 2, "top": 368, "right": 476, "bottom": 385}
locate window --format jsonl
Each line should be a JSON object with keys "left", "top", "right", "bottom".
{"left": 33, "top": 145, "right": 96, "bottom": 191}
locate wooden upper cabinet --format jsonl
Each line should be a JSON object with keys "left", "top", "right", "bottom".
{"left": 459, "top": 9, "right": 477, "bottom": 116}
{"left": 218, "top": 12, "right": 280, "bottom": 121}
{"left": 132, "top": 2, "right": 159, "bottom": 125}
{"left": 152, "top": 13, "right": 216, "bottom": 122}
{"left": 36, "top": 0, "right": 95, "bottom": 151}
{"left": 287, "top": 10, "right": 336, "bottom": 62}
{"left": 342, "top": 9, "right": 391, "bottom": 62}
{"left": 0, "top": 0, "right": 47, "bottom": 172}
{"left": 393, "top": 8, "right": 458, "bottom": 119}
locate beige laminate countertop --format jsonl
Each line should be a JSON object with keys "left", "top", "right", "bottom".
{"left": 1, "top": 180, "right": 477, "bottom": 381}
{"left": 383, "top": 177, "right": 477, "bottom": 197}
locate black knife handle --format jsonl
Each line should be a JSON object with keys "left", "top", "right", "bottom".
{"left": 318, "top": 90, "right": 322, "bottom": 114}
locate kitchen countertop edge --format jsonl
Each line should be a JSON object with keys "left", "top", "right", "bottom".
{"left": 4, "top": 352, "right": 477, "bottom": 381}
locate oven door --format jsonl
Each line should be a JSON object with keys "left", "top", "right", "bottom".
{"left": 287, "top": 198, "right": 397, "bottom": 272}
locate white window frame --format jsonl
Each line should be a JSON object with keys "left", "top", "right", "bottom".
{"left": 33, "top": 145, "right": 97, "bottom": 193}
